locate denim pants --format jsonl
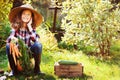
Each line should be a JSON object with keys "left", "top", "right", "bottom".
{"left": 6, "top": 41, "right": 42, "bottom": 55}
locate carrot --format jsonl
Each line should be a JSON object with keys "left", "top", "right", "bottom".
{"left": 15, "top": 46, "right": 22, "bottom": 57}
{"left": 9, "top": 42, "right": 24, "bottom": 66}
{"left": 18, "top": 52, "right": 22, "bottom": 57}
{"left": 12, "top": 48, "right": 17, "bottom": 65}
{"left": 10, "top": 43, "right": 13, "bottom": 54}
{"left": 17, "top": 60, "right": 23, "bottom": 71}
{"left": 13, "top": 46, "right": 19, "bottom": 57}
{"left": 10, "top": 43, "right": 17, "bottom": 65}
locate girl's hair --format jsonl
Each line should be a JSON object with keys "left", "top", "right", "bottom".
{"left": 11, "top": 9, "right": 36, "bottom": 30}
{"left": 11, "top": 15, "right": 21, "bottom": 30}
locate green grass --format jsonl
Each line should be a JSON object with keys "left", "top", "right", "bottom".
{"left": 1, "top": 39, "right": 120, "bottom": 80}
{"left": 0, "top": 49, "right": 120, "bottom": 80}
{"left": 0, "top": 54, "right": 8, "bottom": 70}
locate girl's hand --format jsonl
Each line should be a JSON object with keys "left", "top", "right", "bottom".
{"left": 27, "top": 18, "right": 33, "bottom": 32}
{"left": 11, "top": 36, "right": 18, "bottom": 44}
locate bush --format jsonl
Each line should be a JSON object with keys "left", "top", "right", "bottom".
{"left": 58, "top": 41, "right": 74, "bottom": 51}
{"left": 0, "top": 0, "right": 12, "bottom": 54}
{"left": 61, "top": 0, "right": 120, "bottom": 56}
{"left": 37, "top": 22, "right": 58, "bottom": 51}
{"left": 0, "top": 23, "right": 11, "bottom": 54}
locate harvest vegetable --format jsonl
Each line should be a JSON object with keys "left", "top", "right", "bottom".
{"left": 58, "top": 60, "right": 78, "bottom": 65}
{"left": 9, "top": 42, "right": 22, "bottom": 65}
{"left": 9, "top": 38, "right": 33, "bottom": 73}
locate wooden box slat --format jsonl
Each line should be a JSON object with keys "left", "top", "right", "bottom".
{"left": 54, "top": 62, "right": 83, "bottom": 77}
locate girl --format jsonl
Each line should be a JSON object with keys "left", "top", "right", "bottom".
{"left": 6, "top": 4, "right": 44, "bottom": 76}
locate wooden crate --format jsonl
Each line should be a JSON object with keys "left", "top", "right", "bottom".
{"left": 54, "top": 62, "right": 83, "bottom": 77}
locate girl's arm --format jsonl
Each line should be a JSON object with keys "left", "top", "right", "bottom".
{"left": 27, "top": 19, "right": 40, "bottom": 42}
{"left": 6, "top": 29, "right": 18, "bottom": 44}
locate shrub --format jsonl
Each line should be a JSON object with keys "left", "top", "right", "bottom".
{"left": 61, "top": 0, "right": 120, "bottom": 56}
{"left": 37, "top": 22, "right": 58, "bottom": 51}
{"left": 0, "top": 23, "right": 11, "bottom": 54}
{"left": 0, "top": 0, "right": 12, "bottom": 54}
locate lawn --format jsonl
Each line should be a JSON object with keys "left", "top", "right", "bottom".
{"left": 1, "top": 30, "right": 119, "bottom": 80}
{"left": 0, "top": 48, "right": 120, "bottom": 80}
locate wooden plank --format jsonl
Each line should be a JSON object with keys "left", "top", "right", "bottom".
{"left": 55, "top": 71, "right": 82, "bottom": 74}
{"left": 55, "top": 72, "right": 83, "bottom": 77}
{"left": 55, "top": 66, "right": 83, "bottom": 71}
{"left": 54, "top": 63, "right": 83, "bottom": 68}
{"left": 55, "top": 70, "right": 82, "bottom": 73}
{"left": 54, "top": 62, "right": 84, "bottom": 77}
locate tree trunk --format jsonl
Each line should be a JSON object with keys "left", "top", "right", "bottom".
{"left": 111, "top": 0, "right": 120, "bottom": 4}
{"left": 11, "top": 0, "right": 23, "bottom": 9}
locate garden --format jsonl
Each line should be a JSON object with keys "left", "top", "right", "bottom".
{"left": 0, "top": 0, "right": 120, "bottom": 80}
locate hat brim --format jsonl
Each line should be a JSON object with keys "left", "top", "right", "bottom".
{"left": 9, "top": 7, "right": 43, "bottom": 27}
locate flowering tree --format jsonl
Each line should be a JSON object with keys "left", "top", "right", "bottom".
{"left": 61, "top": 0, "right": 120, "bottom": 56}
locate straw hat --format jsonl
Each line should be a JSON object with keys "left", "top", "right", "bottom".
{"left": 9, "top": 4, "right": 43, "bottom": 27}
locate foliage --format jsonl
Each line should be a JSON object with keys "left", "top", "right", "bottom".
{"left": 110, "top": 40, "right": 120, "bottom": 55}
{"left": 0, "top": 24, "right": 11, "bottom": 54}
{"left": 32, "top": 0, "right": 50, "bottom": 21}
{"left": 58, "top": 41, "right": 74, "bottom": 50}
{"left": 0, "top": 53, "right": 8, "bottom": 70}
{"left": 0, "top": 0, "right": 12, "bottom": 54}
{"left": 0, "top": 0, "right": 12, "bottom": 23}
{"left": 37, "top": 22, "right": 58, "bottom": 51}
{"left": 61, "top": 0, "right": 120, "bottom": 56}
{"left": 18, "top": 38, "right": 33, "bottom": 74}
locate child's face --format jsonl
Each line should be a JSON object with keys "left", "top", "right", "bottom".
{"left": 21, "top": 10, "right": 32, "bottom": 23}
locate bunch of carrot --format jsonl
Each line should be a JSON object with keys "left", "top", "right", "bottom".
{"left": 9, "top": 42, "right": 22, "bottom": 70}
{"left": 9, "top": 38, "right": 33, "bottom": 72}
